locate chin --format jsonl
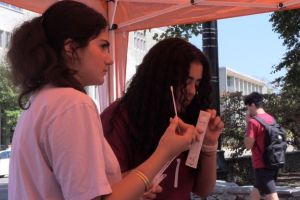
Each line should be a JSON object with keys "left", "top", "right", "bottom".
{"left": 98, "top": 79, "right": 105, "bottom": 85}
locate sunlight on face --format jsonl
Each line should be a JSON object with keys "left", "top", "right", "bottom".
{"left": 72, "top": 31, "right": 113, "bottom": 86}
{"left": 177, "top": 62, "right": 203, "bottom": 113}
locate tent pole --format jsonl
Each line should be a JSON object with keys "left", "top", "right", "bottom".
{"left": 284, "top": 0, "right": 300, "bottom": 7}
{"left": 194, "top": 0, "right": 277, "bottom": 9}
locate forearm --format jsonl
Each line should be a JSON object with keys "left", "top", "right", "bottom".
{"left": 104, "top": 148, "right": 171, "bottom": 200}
{"left": 193, "top": 151, "right": 217, "bottom": 198}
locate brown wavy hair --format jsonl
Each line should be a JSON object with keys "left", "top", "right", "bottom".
{"left": 7, "top": 0, "right": 107, "bottom": 109}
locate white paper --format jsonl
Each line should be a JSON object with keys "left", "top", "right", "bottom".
{"left": 185, "top": 110, "right": 211, "bottom": 168}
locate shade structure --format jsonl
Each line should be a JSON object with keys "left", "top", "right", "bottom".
{"left": 3, "top": 0, "right": 300, "bottom": 109}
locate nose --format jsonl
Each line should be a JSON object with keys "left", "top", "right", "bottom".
{"left": 187, "top": 83, "right": 197, "bottom": 97}
{"left": 105, "top": 53, "right": 114, "bottom": 66}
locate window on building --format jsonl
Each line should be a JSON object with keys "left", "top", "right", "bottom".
{"left": 243, "top": 80, "right": 247, "bottom": 93}
{"left": 227, "top": 76, "right": 233, "bottom": 87}
{"left": 0, "top": 30, "right": 3, "bottom": 47}
{"left": 133, "top": 31, "right": 146, "bottom": 51}
{"left": 239, "top": 80, "right": 243, "bottom": 92}
{"left": 5, "top": 32, "right": 11, "bottom": 48}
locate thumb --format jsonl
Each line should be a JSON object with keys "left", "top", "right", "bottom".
{"left": 168, "top": 116, "right": 179, "bottom": 131}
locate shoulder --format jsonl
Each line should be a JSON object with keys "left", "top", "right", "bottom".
{"left": 248, "top": 118, "right": 260, "bottom": 127}
{"left": 256, "top": 113, "right": 274, "bottom": 124}
{"left": 32, "top": 85, "right": 97, "bottom": 117}
{"left": 39, "top": 85, "right": 93, "bottom": 105}
{"left": 101, "top": 99, "right": 122, "bottom": 119}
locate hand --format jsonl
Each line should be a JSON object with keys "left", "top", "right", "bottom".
{"left": 202, "top": 109, "right": 224, "bottom": 146}
{"left": 245, "top": 113, "right": 250, "bottom": 123}
{"left": 139, "top": 185, "right": 162, "bottom": 200}
{"left": 158, "top": 116, "right": 197, "bottom": 159}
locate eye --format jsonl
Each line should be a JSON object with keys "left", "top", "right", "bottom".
{"left": 100, "top": 43, "right": 109, "bottom": 50}
{"left": 195, "top": 80, "right": 201, "bottom": 87}
{"left": 186, "top": 78, "right": 193, "bottom": 85}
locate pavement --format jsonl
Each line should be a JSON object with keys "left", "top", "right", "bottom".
{"left": 0, "top": 177, "right": 8, "bottom": 200}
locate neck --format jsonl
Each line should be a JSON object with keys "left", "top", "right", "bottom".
{"left": 256, "top": 108, "right": 265, "bottom": 115}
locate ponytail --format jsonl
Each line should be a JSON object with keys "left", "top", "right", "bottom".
{"left": 7, "top": 1, "right": 107, "bottom": 109}
{"left": 8, "top": 16, "right": 55, "bottom": 109}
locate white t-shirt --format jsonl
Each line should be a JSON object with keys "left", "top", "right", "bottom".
{"left": 9, "top": 85, "right": 121, "bottom": 200}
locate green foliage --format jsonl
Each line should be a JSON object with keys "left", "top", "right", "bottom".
{"left": 152, "top": 23, "right": 202, "bottom": 41}
{"left": 270, "top": 9, "right": 300, "bottom": 89}
{"left": 0, "top": 62, "right": 21, "bottom": 147}
{"left": 270, "top": 15, "right": 300, "bottom": 145}
{"left": 221, "top": 92, "right": 300, "bottom": 158}
{"left": 220, "top": 92, "right": 247, "bottom": 157}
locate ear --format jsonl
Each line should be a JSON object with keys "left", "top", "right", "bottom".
{"left": 63, "top": 39, "right": 78, "bottom": 58}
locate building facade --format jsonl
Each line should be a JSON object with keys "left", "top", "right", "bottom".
{"left": 0, "top": 2, "right": 38, "bottom": 62}
{"left": 219, "top": 67, "right": 268, "bottom": 96}
{"left": 126, "top": 28, "right": 165, "bottom": 84}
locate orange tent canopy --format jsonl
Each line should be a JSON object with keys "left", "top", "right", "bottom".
{"left": 3, "top": 1, "right": 300, "bottom": 31}
{"left": 3, "top": 0, "right": 300, "bottom": 109}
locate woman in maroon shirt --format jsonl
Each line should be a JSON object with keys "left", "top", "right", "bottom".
{"left": 102, "top": 38, "right": 224, "bottom": 200}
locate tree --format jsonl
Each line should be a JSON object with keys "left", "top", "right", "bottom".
{"left": 0, "top": 62, "right": 21, "bottom": 149}
{"left": 153, "top": 23, "right": 202, "bottom": 41}
{"left": 220, "top": 92, "right": 247, "bottom": 157}
{"left": 270, "top": 9, "right": 300, "bottom": 89}
{"left": 270, "top": 9, "right": 300, "bottom": 147}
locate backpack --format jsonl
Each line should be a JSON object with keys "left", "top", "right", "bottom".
{"left": 253, "top": 116, "right": 287, "bottom": 169}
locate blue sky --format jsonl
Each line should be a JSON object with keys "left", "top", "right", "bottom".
{"left": 190, "top": 12, "right": 287, "bottom": 85}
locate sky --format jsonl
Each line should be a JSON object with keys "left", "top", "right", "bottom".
{"left": 190, "top": 12, "right": 287, "bottom": 85}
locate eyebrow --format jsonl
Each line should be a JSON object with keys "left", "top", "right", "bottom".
{"left": 187, "top": 76, "right": 201, "bottom": 82}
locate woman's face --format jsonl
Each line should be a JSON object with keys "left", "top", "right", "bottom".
{"left": 177, "top": 62, "right": 203, "bottom": 113}
{"left": 71, "top": 31, "right": 113, "bottom": 86}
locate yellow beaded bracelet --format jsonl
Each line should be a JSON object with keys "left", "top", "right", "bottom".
{"left": 130, "top": 169, "right": 151, "bottom": 192}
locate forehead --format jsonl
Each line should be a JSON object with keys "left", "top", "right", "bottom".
{"left": 94, "top": 30, "right": 109, "bottom": 41}
{"left": 189, "top": 62, "right": 203, "bottom": 77}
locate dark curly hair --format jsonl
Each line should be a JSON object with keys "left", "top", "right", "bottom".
{"left": 108, "top": 38, "right": 212, "bottom": 167}
{"left": 7, "top": 0, "right": 107, "bottom": 109}
{"left": 244, "top": 92, "right": 264, "bottom": 108}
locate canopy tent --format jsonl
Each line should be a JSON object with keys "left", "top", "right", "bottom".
{"left": 3, "top": 0, "right": 300, "bottom": 110}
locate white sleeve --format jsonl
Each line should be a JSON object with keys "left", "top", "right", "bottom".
{"left": 46, "top": 103, "right": 111, "bottom": 200}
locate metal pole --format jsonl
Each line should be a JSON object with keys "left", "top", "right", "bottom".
{"left": 202, "top": 21, "right": 221, "bottom": 116}
{"left": 0, "top": 104, "right": 2, "bottom": 150}
{"left": 202, "top": 21, "right": 228, "bottom": 180}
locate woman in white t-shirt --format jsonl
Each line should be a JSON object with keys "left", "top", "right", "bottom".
{"left": 7, "top": 1, "right": 198, "bottom": 200}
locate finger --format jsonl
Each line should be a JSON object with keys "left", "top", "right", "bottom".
{"left": 196, "top": 126, "right": 204, "bottom": 135}
{"left": 209, "top": 109, "right": 217, "bottom": 119}
{"left": 151, "top": 185, "right": 163, "bottom": 193}
{"left": 184, "top": 126, "right": 198, "bottom": 144}
{"left": 143, "top": 192, "right": 156, "bottom": 199}
{"left": 217, "top": 121, "right": 225, "bottom": 130}
{"left": 212, "top": 116, "right": 221, "bottom": 127}
{"left": 168, "top": 117, "right": 179, "bottom": 131}
{"left": 177, "top": 118, "right": 192, "bottom": 130}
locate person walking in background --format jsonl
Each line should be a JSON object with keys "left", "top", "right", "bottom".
{"left": 101, "top": 38, "right": 224, "bottom": 200}
{"left": 244, "top": 92, "right": 279, "bottom": 200}
{"left": 7, "top": 1, "right": 198, "bottom": 199}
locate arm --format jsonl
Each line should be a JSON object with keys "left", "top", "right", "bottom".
{"left": 244, "top": 118, "right": 256, "bottom": 150}
{"left": 193, "top": 151, "right": 217, "bottom": 197}
{"left": 193, "top": 109, "right": 224, "bottom": 198}
{"left": 244, "top": 137, "right": 255, "bottom": 150}
{"left": 102, "top": 103, "right": 162, "bottom": 200}
{"left": 102, "top": 117, "right": 197, "bottom": 200}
